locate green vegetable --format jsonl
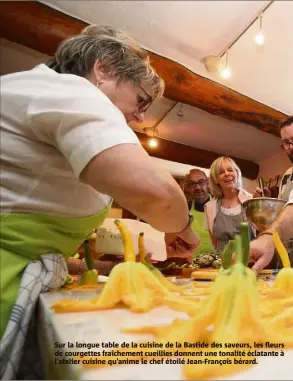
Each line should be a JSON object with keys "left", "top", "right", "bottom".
{"left": 79, "top": 240, "right": 98, "bottom": 285}
{"left": 84, "top": 239, "right": 94, "bottom": 270}
{"left": 79, "top": 269, "right": 98, "bottom": 285}
{"left": 221, "top": 240, "right": 235, "bottom": 269}
{"left": 64, "top": 275, "right": 73, "bottom": 286}
{"left": 239, "top": 223, "right": 250, "bottom": 266}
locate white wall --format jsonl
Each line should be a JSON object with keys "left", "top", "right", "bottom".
{"left": 258, "top": 152, "right": 291, "bottom": 186}
{"left": 151, "top": 157, "right": 209, "bottom": 178}
{"left": 0, "top": 38, "right": 48, "bottom": 75}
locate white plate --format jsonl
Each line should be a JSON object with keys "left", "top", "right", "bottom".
{"left": 97, "top": 275, "right": 108, "bottom": 283}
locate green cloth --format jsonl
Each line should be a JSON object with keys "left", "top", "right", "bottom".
{"left": 190, "top": 200, "right": 215, "bottom": 256}
{"left": 0, "top": 202, "right": 111, "bottom": 338}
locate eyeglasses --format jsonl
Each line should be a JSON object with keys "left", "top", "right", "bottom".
{"left": 281, "top": 140, "right": 293, "bottom": 149}
{"left": 185, "top": 179, "right": 207, "bottom": 188}
{"left": 137, "top": 86, "right": 153, "bottom": 113}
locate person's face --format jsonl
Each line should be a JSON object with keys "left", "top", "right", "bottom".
{"left": 280, "top": 124, "right": 293, "bottom": 163}
{"left": 217, "top": 159, "right": 238, "bottom": 191}
{"left": 93, "top": 67, "right": 153, "bottom": 124}
{"left": 185, "top": 171, "right": 208, "bottom": 202}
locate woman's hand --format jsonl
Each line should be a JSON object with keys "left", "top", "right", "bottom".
{"left": 253, "top": 187, "right": 271, "bottom": 198}
{"left": 165, "top": 227, "right": 200, "bottom": 263}
{"left": 94, "top": 260, "right": 121, "bottom": 276}
{"left": 249, "top": 235, "right": 275, "bottom": 275}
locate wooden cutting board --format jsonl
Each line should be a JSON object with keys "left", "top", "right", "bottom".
{"left": 191, "top": 268, "right": 273, "bottom": 280}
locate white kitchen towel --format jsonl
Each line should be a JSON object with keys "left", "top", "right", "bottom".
{"left": 0, "top": 254, "right": 68, "bottom": 380}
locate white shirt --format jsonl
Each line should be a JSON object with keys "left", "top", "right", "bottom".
{"left": 278, "top": 167, "right": 293, "bottom": 200}
{"left": 221, "top": 205, "right": 242, "bottom": 216}
{"left": 0, "top": 64, "right": 140, "bottom": 217}
{"left": 286, "top": 190, "right": 293, "bottom": 206}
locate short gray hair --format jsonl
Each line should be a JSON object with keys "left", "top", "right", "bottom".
{"left": 47, "top": 24, "right": 164, "bottom": 100}
{"left": 209, "top": 156, "right": 243, "bottom": 198}
{"left": 185, "top": 168, "right": 207, "bottom": 180}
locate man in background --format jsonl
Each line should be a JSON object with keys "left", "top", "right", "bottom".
{"left": 183, "top": 169, "right": 214, "bottom": 256}
{"left": 254, "top": 116, "right": 293, "bottom": 201}
{"left": 251, "top": 116, "right": 293, "bottom": 272}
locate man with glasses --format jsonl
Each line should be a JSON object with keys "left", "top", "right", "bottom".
{"left": 254, "top": 116, "right": 293, "bottom": 201}
{"left": 250, "top": 116, "right": 293, "bottom": 273}
{"left": 183, "top": 169, "right": 214, "bottom": 256}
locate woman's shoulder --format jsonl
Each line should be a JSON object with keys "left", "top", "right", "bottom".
{"left": 238, "top": 189, "right": 253, "bottom": 202}
{"left": 204, "top": 197, "right": 218, "bottom": 211}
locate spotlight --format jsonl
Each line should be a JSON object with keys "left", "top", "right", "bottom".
{"left": 148, "top": 138, "right": 158, "bottom": 148}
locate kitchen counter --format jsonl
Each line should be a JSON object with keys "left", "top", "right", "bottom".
{"left": 38, "top": 286, "right": 293, "bottom": 380}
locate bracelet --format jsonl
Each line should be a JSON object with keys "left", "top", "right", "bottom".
{"left": 177, "top": 213, "right": 194, "bottom": 234}
{"left": 257, "top": 231, "right": 274, "bottom": 238}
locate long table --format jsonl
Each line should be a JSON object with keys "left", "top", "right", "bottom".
{"left": 38, "top": 286, "right": 293, "bottom": 380}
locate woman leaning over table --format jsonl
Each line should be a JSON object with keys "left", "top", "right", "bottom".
{"left": 0, "top": 25, "right": 199, "bottom": 378}
{"left": 204, "top": 156, "right": 255, "bottom": 253}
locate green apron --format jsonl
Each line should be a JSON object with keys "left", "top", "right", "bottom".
{"left": 190, "top": 200, "right": 215, "bottom": 256}
{"left": 0, "top": 201, "right": 111, "bottom": 338}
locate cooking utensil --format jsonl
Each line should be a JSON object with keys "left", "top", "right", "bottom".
{"left": 243, "top": 197, "right": 286, "bottom": 232}
{"left": 258, "top": 177, "right": 265, "bottom": 197}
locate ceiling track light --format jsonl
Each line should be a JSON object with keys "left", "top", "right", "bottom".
{"left": 148, "top": 136, "right": 159, "bottom": 148}
{"left": 254, "top": 12, "right": 265, "bottom": 46}
{"left": 177, "top": 103, "right": 184, "bottom": 117}
{"left": 203, "top": 1, "right": 274, "bottom": 78}
{"left": 220, "top": 49, "right": 231, "bottom": 79}
{"left": 144, "top": 101, "right": 177, "bottom": 149}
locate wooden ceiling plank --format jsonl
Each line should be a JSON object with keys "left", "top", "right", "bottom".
{"left": 136, "top": 132, "right": 259, "bottom": 180}
{"left": 0, "top": 0, "right": 260, "bottom": 179}
{"left": 0, "top": 1, "right": 286, "bottom": 137}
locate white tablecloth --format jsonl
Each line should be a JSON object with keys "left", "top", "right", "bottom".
{"left": 38, "top": 288, "right": 293, "bottom": 380}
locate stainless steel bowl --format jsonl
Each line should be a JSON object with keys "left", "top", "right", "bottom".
{"left": 243, "top": 197, "right": 286, "bottom": 232}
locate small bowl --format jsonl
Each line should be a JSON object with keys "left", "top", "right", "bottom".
{"left": 243, "top": 197, "right": 286, "bottom": 232}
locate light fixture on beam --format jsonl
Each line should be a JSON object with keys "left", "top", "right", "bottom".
{"left": 143, "top": 126, "right": 155, "bottom": 137}
{"left": 148, "top": 137, "right": 159, "bottom": 148}
{"left": 203, "top": 53, "right": 230, "bottom": 78}
{"left": 203, "top": 55, "right": 223, "bottom": 73}
{"left": 220, "top": 50, "right": 231, "bottom": 79}
{"left": 254, "top": 12, "right": 265, "bottom": 46}
{"left": 203, "top": 1, "right": 274, "bottom": 78}
{"left": 143, "top": 101, "right": 178, "bottom": 149}
{"left": 147, "top": 126, "right": 159, "bottom": 149}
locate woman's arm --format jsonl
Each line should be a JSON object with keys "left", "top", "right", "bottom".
{"left": 67, "top": 257, "right": 121, "bottom": 276}
{"left": 81, "top": 144, "right": 190, "bottom": 234}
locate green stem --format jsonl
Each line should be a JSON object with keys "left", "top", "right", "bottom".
{"left": 84, "top": 240, "right": 94, "bottom": 270}
{"left": 221, "top": 240, "right": 235, "bottom": 269}
{"left": 240, "top": 223, "right": 250, "bottom": 266}
{"left": 235, "top": 234, "right": 243, "bottom": 265}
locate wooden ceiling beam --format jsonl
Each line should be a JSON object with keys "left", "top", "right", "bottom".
{"left": 0, "top": 1, "right": 286, "bottom": 137}
{"left": 0, "top": 0, "right": 260, "bottom": 179}
{"left": 136, "top": 132, "right": 259, "bottom": 180}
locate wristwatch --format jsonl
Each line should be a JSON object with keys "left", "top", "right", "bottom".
{"left": 178, "top": 213, "right": 194, "bottom": 234}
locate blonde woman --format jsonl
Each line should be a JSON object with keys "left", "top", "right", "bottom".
{"left": 204, "top": 156, "right": 254, "bottom": 253}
